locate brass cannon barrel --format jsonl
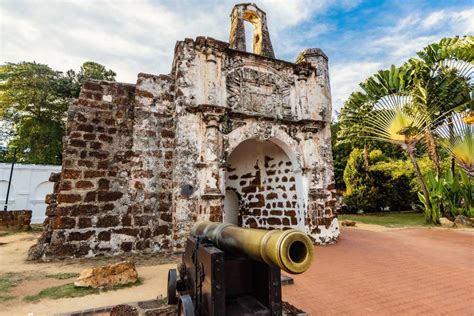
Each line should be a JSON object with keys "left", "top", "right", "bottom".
{"left": 191, "top": 221, "right": 314, "bottom": 274}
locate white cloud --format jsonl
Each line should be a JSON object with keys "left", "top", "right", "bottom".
{"left": 329, "top": 61, "right": 382, "bottom": 116}
{"left": 1, "top": 0, "right": 473, "bottom": 120}
{"left": 330, "top": 7, "right": 474, "bottom": 116}
{"left": 368, "top": 8, "right": 474, "bottom": 62}
{"left": 0, "top": 0, "right": 331, "bottom": 83}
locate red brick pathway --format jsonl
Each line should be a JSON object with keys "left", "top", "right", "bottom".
{"left": 283, "top": 227, "right": 474, "bottom": 315}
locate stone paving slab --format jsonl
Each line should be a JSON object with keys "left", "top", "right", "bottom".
{"left": 283, "top": 227, "right": 474, "bottom": 315}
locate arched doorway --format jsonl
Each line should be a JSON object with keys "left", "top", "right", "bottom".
{"left": 224, "top": 138, "right": 304, "bottom": 229}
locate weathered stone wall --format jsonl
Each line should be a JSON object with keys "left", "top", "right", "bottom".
{"left": 29, "top": 81, "right": 138, "bottom": 259}
{"left": 29, "top": 78, "right": 178, "bottom": 259}
{"left": 128, "top": 73, "right": 176, "bottom": 251}
{"left": 30, "top": 3, "right": 339, "bottom": 260}
{"left": 225, "top": 139, "right": 300, "bottom": 229}
{"left": 0, "top": 210, "right": 32, "bottom": 231}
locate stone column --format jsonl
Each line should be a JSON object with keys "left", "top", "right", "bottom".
{"left": 203, "top": 114, "right": 221, "bottom": 195}
{"left": 200, "top": 113, "right": 224, "bottom": 222}
{"left": 294, "top": 66, "right": 312, "bottom": 118}
{"left": 296, "top": 48, "right": 330, "bottom": 88}
{"left": 205, "top": 51, "right": 217, "bottom": 104}
{"left": 297, "top": 50, "right": 339, "bottom": 243}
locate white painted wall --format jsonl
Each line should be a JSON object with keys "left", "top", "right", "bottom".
{"left": 0, "top": 163, "right": 61, "bottom": 223}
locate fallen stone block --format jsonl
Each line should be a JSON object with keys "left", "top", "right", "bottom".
{"left": 453, "top": 215, "right": 473, "bottom": 228}
{"left": 341, "top": 220, "right": 356, "bottom": 227}
{"left": 439, "top": 217, "right": 454, "bottom": 228}
{"left": 74, "top": 261, "right": 138, "bottom": 288}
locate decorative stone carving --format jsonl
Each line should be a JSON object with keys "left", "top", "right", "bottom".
{"left": 254, "top": 120, "right": 273, "bottom": 140}
{"left": 226, "top": 66, "right": 293, "bottom": 119}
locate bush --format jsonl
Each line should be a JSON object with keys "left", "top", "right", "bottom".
{"left": 419, "top": 169, "right": 473, "bottom": 223}
{"left": 370, "top": 161, "right": 415, "bottom": 211}
{"left": 343, "top": 148, "right": 378, "bottom": 213}
{"left": 343, "top": 148, "right": 424, "bottom": 213}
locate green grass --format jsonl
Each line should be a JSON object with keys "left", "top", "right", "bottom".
{"left": 0, "top": 224, "right": 42, "bottom": 237}
{"left": 45, "top": 272, "right": 80, "bottom": 280}
{"left": 23, "top": 278, "right": 143, "bottom": 302}
{"left": 0, "top": 272, "right": 23, "bottom": 303}
{"left": 339, "top": 212, "right": 428, "bottom": 227}
{"left": 0, "top": 273, "right": 18, "bottom": 292}
{"left": 0, "top": 231, "right": 16, "bottom": 237}
{"left": 0, "top": 295, "right": 15, "bottom": 303}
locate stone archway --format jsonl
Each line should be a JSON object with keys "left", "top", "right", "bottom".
{"left": 224, "top": 138, "right": 304, "bottom": 230}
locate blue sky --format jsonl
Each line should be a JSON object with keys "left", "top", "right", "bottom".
{"left": 1, "top": 0, "right": 473, "bottom": 117}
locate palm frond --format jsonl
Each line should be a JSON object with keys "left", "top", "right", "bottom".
{"left": 363, "top": 94, "right": 432, "bottom": 146}
{"left": 434, "top": 112, "right": 474, "bottom": 176}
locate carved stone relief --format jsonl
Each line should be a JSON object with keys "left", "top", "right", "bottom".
{"left": 226, "top": 65, "right": 293, "bottom": 119}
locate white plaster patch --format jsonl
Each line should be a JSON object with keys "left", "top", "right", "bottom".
{"left": 102, "top": 94, "right": 112, "bottom": 102}
{"left": 310, "top": 217, "right": 340, "bottom": 244}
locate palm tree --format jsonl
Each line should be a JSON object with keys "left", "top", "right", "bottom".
{"left": 363, "top": 95, "right": 433, "bottom": 213}
{"left": 413, "top": 36, "right": 474, "bottom": 173}
{"left": 338, "top": 66, "right": 410, "bottom": 168}
{"left": 338, "top": 36, "right": 473, "bottom": 222}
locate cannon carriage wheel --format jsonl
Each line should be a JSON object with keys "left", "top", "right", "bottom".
{"left": 178, "top": 295, "right": 194, "bottom": 316}
{"left": 167, "top": 268, "right": 178, "bottom": 305}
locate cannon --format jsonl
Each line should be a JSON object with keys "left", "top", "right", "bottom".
{"left": 167, "top": 221, "right": 314, "bottom": 315}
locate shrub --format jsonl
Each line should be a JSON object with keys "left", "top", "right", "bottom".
{"left": 419, "top": 169, "right": 473, "bottom": 223}
{"left": 370, "top": 160, "right": 415, "bottom": 211}
{"left": 342, "top": 148, "right": 429, "bottom": 213}
{"left": 343, "top": 148, "right": 378, "bottom": 213}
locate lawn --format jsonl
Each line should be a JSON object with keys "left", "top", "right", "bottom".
{"left": 338, "top": 212, "right": 428, "bottom": 227}
{"left": 23, "top": 278, "right": 143, "bottom": 302}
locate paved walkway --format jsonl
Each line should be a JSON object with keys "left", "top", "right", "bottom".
{"left": 283, "top": 227, "right": 474, "bottom": 315}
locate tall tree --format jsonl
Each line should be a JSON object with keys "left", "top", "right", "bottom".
{"left": 364, "top": 95, "right": 435, "bottom": 221}
{"left": 337, "top": 36, "right": 473, "bottom": 222}
{"left": 0, "top": 62, "right": 68, "bottom": 164}
{"left": 57, "top": 61, "right": 117, "bottom": 99}
{"left": 0, "top": 61, "right": 117, "bottom": 164}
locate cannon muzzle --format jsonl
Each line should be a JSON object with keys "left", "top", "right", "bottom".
{"left": 191, "top": 221, "right": 314, "bottom": 274}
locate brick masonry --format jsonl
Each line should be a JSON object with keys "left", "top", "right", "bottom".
{"left": 29, "top": 3, "right": 339, "bottom": 260}
{"left": 0, "top": 210, "right": 32, "bottom": 231}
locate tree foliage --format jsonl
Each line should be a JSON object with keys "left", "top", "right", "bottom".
{"left": 59, "top": 61, "right": 117, "bottom": 99}
{"left": 332, "top": 121, "right": 404, "bottom": 190}
{"left": 0, "top": 61, "right": 116, "bottom": 164}
{"left": 336, "top": 36, "right": 473, "bottom": 222}
{"left": 0, "top": 62, "right": 68, "bottom": 164}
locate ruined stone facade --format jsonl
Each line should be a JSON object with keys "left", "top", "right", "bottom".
{"left": 29, "top": 3, "right": 339, "bottom": 260}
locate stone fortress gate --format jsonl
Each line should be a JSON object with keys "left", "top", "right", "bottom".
{"left": 29, "top": 3, "right": 340, "bottom": 260}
